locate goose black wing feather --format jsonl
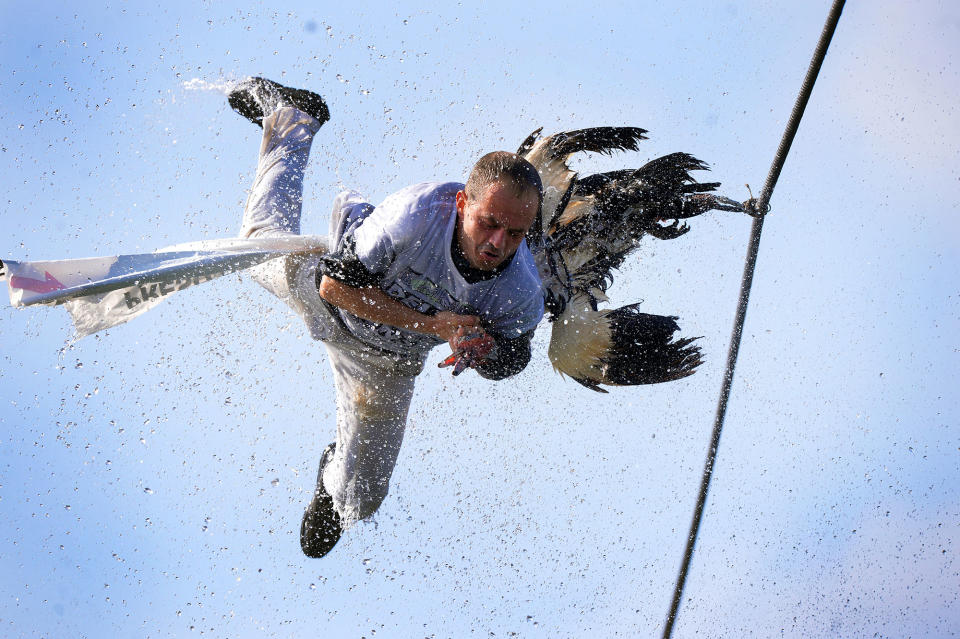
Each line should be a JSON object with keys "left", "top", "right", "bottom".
{"left": 546, "top": 127, "right": 649, "bottom": 159}
{"left": 603, "top": 306, "right": 703, "bottom": 385}
{"left": 516, "top": 127, "right": 543, "bottom": 156}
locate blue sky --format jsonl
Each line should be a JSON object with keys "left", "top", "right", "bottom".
{"left": 1, "top": 1, "right": 958, "bottom": 637}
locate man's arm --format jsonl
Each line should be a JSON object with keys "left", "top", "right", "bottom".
{"left": 317, "top": 275, "right": 479, "bottom": 345}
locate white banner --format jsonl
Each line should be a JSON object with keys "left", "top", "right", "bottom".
{"left": 3, "top": 235, "right": 327, "bottom": 337}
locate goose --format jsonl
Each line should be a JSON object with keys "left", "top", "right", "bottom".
{"left": 519, "top": 127, "right": 745, "bottom": 392}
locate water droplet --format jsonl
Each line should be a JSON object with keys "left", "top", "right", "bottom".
{"left": 309, "top": 583, "right": 317, "bottom": 590}
{"left": 270, "top": 478, "right": 279, "bottom": 487}
{"left": 362, "top": 558, "right": 371, "bottom": 566}
{"left": 144, "top": 487, "right": 153, "bottom": 494}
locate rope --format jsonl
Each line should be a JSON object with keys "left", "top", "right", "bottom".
{"left": 661, "top": 2, "right": 846, "bottom": 636}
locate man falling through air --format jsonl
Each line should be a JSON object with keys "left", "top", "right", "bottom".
{"left": 228, "top": 77, "right": 544, "bottom": 558}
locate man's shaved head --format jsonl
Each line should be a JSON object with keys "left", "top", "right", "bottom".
{"left": 455, "top": 152, "right": 542, "bottom": 271}
{"left": 465, "top": 151, "right": 543, "bottom": 216}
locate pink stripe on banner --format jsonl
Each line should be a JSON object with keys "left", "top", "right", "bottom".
{"left": 9, "top": 271, "right": 66, "bottom": 294}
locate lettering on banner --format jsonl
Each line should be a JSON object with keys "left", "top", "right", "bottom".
{"left": 121, "top": 267, "right": 233, "bottom": 310}
{"left": 139, "top": 283, "right": 160, "bottom": 301}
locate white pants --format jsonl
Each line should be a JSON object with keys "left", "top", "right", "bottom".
{"left": 240, "top": 107, "right": 423, "bottom": 527}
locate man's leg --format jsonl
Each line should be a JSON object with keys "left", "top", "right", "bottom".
{"left": 322, "top": 344, "right": 419, "bottom": 527}
{"left": 239, "top": 106, "right": 325, "bottom": 239}
{"left": 300, "top": 342, "right": 419, "bottom": 558}
{"left": 239, "top": 106, "right": 325, "bottom": 306}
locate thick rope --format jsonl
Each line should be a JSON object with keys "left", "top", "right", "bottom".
{"left": 661, "top": 2, "right": 846, "bottom": 636}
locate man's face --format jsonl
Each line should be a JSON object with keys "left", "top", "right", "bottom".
{"left": 455, "top": 181, "right": 539, "bottom": 271}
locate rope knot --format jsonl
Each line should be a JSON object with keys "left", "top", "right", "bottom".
{"left": 743, "top": 198, "right": 771, "bottom": 218}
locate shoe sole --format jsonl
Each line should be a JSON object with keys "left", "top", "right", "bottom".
{"left": 228, "top": 77, "right": 330, "bottom": 128}
{"left": 300, "top": 443, "right": 341, "bottom": 558}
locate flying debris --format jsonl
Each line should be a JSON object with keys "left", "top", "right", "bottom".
{"left": 519, "top": 127, "right": 746, "bottom": 392}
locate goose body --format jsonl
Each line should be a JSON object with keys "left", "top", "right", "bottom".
{"left": 518, "top": 127, "right": 743, "bottom": 391}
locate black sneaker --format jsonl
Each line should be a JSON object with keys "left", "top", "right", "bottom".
{"left": 300, "top": 442, "right": 342, "bottom": 558}
{"left": 228, "top": 76, "right": 330, "bottom": 128}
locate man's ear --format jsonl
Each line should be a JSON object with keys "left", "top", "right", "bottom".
{"left": 455, "top": 190, "right": 467, "bottom": 219}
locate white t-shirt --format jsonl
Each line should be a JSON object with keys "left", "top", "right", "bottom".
{"left": 336, "top": 181, "right": 544, "bottom": 357}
